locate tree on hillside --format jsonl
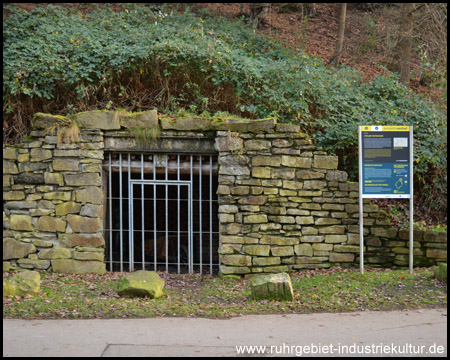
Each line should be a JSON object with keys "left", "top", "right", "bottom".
{"left": 330, "top": 3, "right": 347, "bottom": 65}
{"left": 398, "top": 3, "right": 414, "bottom": 85}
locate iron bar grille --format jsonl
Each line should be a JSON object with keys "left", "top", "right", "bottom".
{"left": 102, "top": 153, "right": 219, "bottom": 274}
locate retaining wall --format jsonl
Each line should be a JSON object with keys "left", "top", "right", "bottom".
{"left": 3, "top": 110, "right": 447, "bottom": 274}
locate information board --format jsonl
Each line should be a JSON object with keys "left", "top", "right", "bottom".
{"left": 359, "top": 125, "right": 412, "bottom": 198}
{"left": 358, "top": 125, "right": 414, "bottom": 274}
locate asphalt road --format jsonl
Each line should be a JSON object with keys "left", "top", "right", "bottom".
{"left": 3, "top": 308, "right": 447, "bottom": 357}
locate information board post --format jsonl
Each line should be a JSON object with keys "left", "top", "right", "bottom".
{"left": 358, "top": 125, "right": 414, "bottom": 274}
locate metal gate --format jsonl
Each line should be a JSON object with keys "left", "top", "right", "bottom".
{"left": 103, "top": 153, "right": 219, "bottom": 274}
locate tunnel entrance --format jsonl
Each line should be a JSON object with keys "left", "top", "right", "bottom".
{"left": 103, "top": 153, "right": 219, "bottom": 274}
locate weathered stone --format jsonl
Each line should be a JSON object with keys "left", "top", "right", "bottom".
{"left": 329, "top": 253, "right": 355, "bottom": 262}
{"left": 4, "top": 201, "right": 37, "bottom": 210}
{"left": 30, "top": 148, "right": 52, "bottom": 162}
{"left": 17, "top": 258, "right": 51, "bottom": 270}
{"left": 325, "top": 235, "right": 347, "bottom": 244}
{"left": 326, "top": 170, "right": 348, "bottom": 182}
{"left": 64, "top": 173, "right": 101, "bottom": 186}
{"left": 3, "top": 160, "right": 19, "bottom": 174}
{"left": 218, "top": 243, "right": 242, "bottom": 255}
{"left": 314, "top": 155, "right": 338, "bottom": 169}
{"left": 281, "top": 156, "right": 312, "bottom": 168}
{"left": 220, "top": 223, "right": 243, "bottom": 235}
{"left": 44, "top": 172, "right": 64, "bottom": 185}
{"left": 9, "top": 214, "right": 33, "bottom": 231}
{"left": 294, "top": 244, "right": 313, "bottom": 256}
{"left": 423, "top": 231, "right": 447, "bottom": 243}
{"left": 253, "top": 257, "right": 281, "bottom": 266}
{"left": 426, "top": 249, "right": 447, "bottom": 260}
{"left": 43, "top": 192, "right": 71, "bottom": 201}
{"left": 219, "top": 155, "right": 250, "bottom": 176}
{"left": 51, "top": 259, "right": 106, "bottom": 274}
{"left": 76, "top": 110, "right": 121, "bottom": 130}
{"left": 218, "top": 213, "right": 234, "bottom": 223}
{"left": 38, "top": 247, "right": 72, "bottom": 260}
{"left": 260, "top": 235, "right": 298, "bottom": 246}
{"left": 318, "top": 225, "right": 346, "bottom": 234}
{"left": 221, "top": 254, "right": 252, "bottom": 267}
{"left": 18, "top": 162, "right": 48, "bottom": 172}
{"left": 72, "top": 251, "right": 104, "bottom": 261}
{"left": 35, "top": 216, "right": 66, "bottom": 233}
{"left": 296, "top": 216, "right": 314, "bottom": 225}
{"left": 244, "top": 214, "right": 268, "bottom": 223}
{"left": 3, "top": 270, "right": 40, "bottom": 296}
{"left": 218, "top": 205, "right": 239, "bottom": 214}
{"left": 252, "top": 167, "right": 271, "bottom": 179}
{"left": 220, "top": 236, "right": 258, "bottom": 244}
{"left": 120, "top": 110, "right": 158, "bottom": 129}
{"left": 52, "top": 158, "right": 79, "bottom": 171}
{"left": 371, "top": 227, "right": 398, "bottom": 239}
{"left": 3, "top": 147, "right": 18, "bottom": 160}
{"left": 219, "top": 265, "right": 251, "bottom": 275}
{"left": 238, "top": 196, "right": 266, "bottom": 205}
{"left": 242, "top": 245, "right": 271, "bottom": 256}
{"left": 74, "top": 187, "right": 103, "bottom": 204}
{"left": 16, "top": 173, "right": 45, "bottom": 185}
{"left": 59, "top": 233, "right": 104, "bottom": 248}
{"left": 272, "top": 168, "right": 296, "bottom": 179}
{"left": 67, "top": 215, "right": 102, "bottom": 233}
{"left": 3, "top": 239, "right": 36, "bottom": 260}
{"left": 214, "top": 135, "right": 243, "bottom": 152}
{"left": 32, "top": 113, "right": 68, "bottom": 129}
{"left": 55, "top": 202, "right": 82, "bottom": 216}
{"left": 244, "top": 140, "right": 271, "bottom": 151}
{"left": 434, "top": 263, "right": 447, "bottom": 282}
{"left": 271, "top": 246, "right": 295, "bottom": 257}
{"left": 32, "top": 239, "right": 54, "bottom": 248}
{"left": 296, "top": 170, "right": 325, "bottom": 179}
{"left": 212, "top": 118, "right": 275, "bottom": 132}
{"left": 250, "top": 273, "right": 294, "bottom": 301}
{"left": 301, "top": 235, "right": 325, "bottom": 243}
{"left": 161, "top": 117, "right": 211, "bottom": 131}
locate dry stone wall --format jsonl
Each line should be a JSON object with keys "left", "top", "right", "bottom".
{"left": 3, "top": 110, "right": 447, "bottom": 274}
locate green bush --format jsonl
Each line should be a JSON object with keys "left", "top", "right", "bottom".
{"left": 3, "top": 4, "right": 447, "bottom": 212}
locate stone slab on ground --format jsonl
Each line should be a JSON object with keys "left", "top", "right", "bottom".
{"left": 250, "top": 272, "right": 294, "bottom": 301}
{"left": 3, "top": 270, "right": 41, "bottom": 296}
{"left": 117, "top": 270, "right": 165, "bottom": 298}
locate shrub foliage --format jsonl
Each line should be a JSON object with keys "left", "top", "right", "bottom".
{"left": 3, "top": 4, "right": 447, "bottom": 212}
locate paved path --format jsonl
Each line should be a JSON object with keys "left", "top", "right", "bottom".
{"left": 3, "top": 308, "right": 447, "bottom": 357}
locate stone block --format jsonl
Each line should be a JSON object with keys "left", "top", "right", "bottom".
{"left": 434, "top": 263, "right": 447, "bottom": 282}
{"left": 35, "top": 216, "right": 66, "bottom": 233}
{"left": 76, "top": 110, "right": 120, "bottom": 130}
{"left": 220, "top": 254, "right": 252, "bottom": 267}
{"left": 314, "top": 155, "right": 338, "bottom": 169}
{"left": 38, "top": 247, "right": 72, "bottom": 260}
{"left": 120, "top": 110, "right": 158, "bottom": 129}
{"left": 17, "top": 258, "right": 51, "bottom": 270}
{"left": 161, "top": 117, "right": 211, "bottom": 131}
{"left": 219, "top": 265, "right": 251, "bottom": 275}
{"left": 3, "top": 161, "right": 19, "bottom": 174}
{"left": 51, "top": 259, "right": 106, "bottom": 274}
{"left": 252, "top": 167, "right": 271, "bottom": 178}
{"left": 294, "top": 244, "right": 313, "bottom": 256}
{"left": 271, "top": 246, "right": 295, "bottom": 257}
{"left": 242, "top": 245, "right": 271, "bottom": 256}
{"left": 261, "top": 235, "right": 298, "bottom": 246}
{"left": 329, "top": 253, "right": 355, "bottom": 262}
{"left": 244, "top": 214, "right": 268, "bottom": 223}
{"left": 67, "top": 214, "right": 102, "bottom": 233}
{"left": 281, "top": 156, "right": 312, "bottom": 168}
{"left": 244, "top": 140, "right": 271, "bottom": 151}
{"left": 59, "top": 233, "right": 104, "bottom": 248}
{"left": 250, "top": 273, "right": 294, "bottom": 301}
{"left": 252, "top": 257, "right": 281, "bottom": 266}
{"left": 52, "top": 158, "right": 79, "bottom": 171}
{"left": 74, "top": 187, "right": 103, "bottom": 204}
{"left": 214, "top": 135, "right": 243, "bottom": 152}
{"left": 30, "top": 148, "right": 52, "bottom": 162}
{"left": 3, "top": 270, "right": 40, "bottom": 296}
{"left": 9, "top": 214, "right": 33, "bottom": 231}
{"left": 64, "top": 173, "right": 101, "bottom": 187}
{"left": 3, "top": 238, "right": 36, "bottom": 260}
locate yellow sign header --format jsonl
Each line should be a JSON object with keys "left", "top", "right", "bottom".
{"left": 361, "top": 125, "right": 410, "bottom": 132}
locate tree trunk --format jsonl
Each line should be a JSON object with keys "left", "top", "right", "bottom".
{"left": 249, "top": 3, "right": 270, "bottom": 28}
{"left": 331, "top": 3, "right": 347, "bottom": 65}
{"left": 398, "top": 3, "right": 414, "bottom": 85}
